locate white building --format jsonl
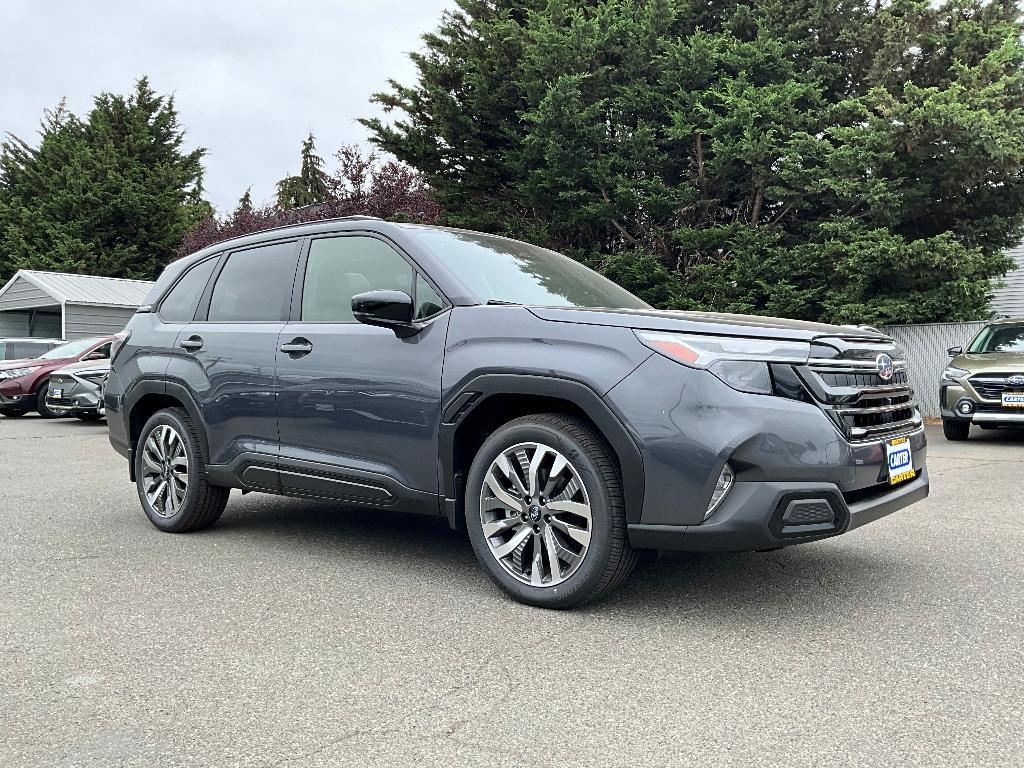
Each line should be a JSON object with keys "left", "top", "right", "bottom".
{"left": 992, "top": 244, "right": 1024, "bottom": 318}
{"left": 0, "top": 270, "right": 154, "bottom": 340}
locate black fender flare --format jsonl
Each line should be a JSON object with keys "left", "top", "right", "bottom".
{"left": 122, "top": 378, "right": 209, "bottom": 478}
{"left": 439, "top": 373, "right": 645, "bottom": 524}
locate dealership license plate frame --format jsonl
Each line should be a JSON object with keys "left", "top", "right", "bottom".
{"left": 1001, "top": 391, "right": 1024, "bottom": 408}
{"left": 886, "top": 437, "right": 914, "bottom": 486}
{"left": 51, "top": 388, "right": 63, "bottom": 399}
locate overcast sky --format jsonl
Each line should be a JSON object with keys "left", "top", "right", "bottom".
{"left": 1, "top": 0, "right": 454, "bottom": 212}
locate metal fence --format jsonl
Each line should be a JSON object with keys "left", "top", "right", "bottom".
{"left": 882, "top": 322, "right": 988, "bottom": 418}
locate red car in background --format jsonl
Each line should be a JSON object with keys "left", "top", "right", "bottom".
{"left": 0, "top": 336, "right": 114, "bottom": 418}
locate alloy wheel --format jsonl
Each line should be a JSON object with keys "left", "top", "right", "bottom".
{"left": 141, "top": 424, "right": 189, "bottom": 518}
{"left": 479, "top": 441, "right": 593, "bottom": 587}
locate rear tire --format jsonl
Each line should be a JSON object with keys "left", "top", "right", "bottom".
{"left": 465, "top": 413, "right": 637, "bottom": 609}
{"left": 134, "top": 407, "right": 229, "bottom": 532}
{"left": 35, "top": 380, "right": 61, "bottom": 418}
{"left": 943, "top": 419, "right": 970, "bottom": 441}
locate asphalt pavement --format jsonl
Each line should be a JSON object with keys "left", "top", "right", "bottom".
{"left": 1, "top": 415, "right": 1021, "bottom": 767}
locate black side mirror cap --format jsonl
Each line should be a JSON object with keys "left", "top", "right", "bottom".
{"left": 352, "top": 290, "right": 420, "bottom": 337}
{"left": 948, "top": 345, "right": 963, "bottom": 357}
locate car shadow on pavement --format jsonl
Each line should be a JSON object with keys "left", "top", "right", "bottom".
{"left": 212, "top": 492, "right": 914, "bottom": 620}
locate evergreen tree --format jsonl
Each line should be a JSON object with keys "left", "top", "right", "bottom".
{"left": 275, "top": 132, "right": 331, "bottom": 210}
{"left": 364, "top": 0, "right": 1024, "bottom": 324}
{"left": 181, "top": 144, "right": 440, "bottom": 255}
{"left": 237, "top": 187, "right": 253, "bottom": 212}
{"left": 0, "top": 78, "right": 207, "bottom": 282}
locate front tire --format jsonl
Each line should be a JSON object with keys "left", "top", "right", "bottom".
{"left": 943, "top": 419, "right": 970, "bottom": 441}
{"left": 35, "top": 380, "right": 61, "bottom": 418}
{"left": 465, "top": 413, "right": 637, "bottom": 609}
{"left": 135, "top": 408, "right": 229, "bottom": 532}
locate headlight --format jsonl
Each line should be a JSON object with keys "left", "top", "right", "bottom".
{"left": 635, "top": 331, "right": 810, "bottom": 395}
{"left": 77, "top": 369, "right": 108, "bottom": 383}
{"left": 941, "top": 366, "right": 969, "bottom": 383}
{"left": 0, "top": 366, "right": 40, "bottom": 380}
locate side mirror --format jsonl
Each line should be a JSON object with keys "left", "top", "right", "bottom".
{"left": 82, "top": 351, "right": 107, "bottom": 361}
{"left": 947, "top": 345, "right": 963, "bottom": 357}
{"left": 352, "top": 290, "right": 419, "bottom": 337}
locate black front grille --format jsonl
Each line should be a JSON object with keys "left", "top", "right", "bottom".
{"left": 969, "top": 374, "right": 1024, "bottom": 400}
{"left": 838, "top": 398, "right": 916, "bottom": 435}
{"left": 49, "top": 379, "right": 82, "bottom": 396}
{"left": 798, "top": 336, "right": 922, "bottom": 442}
{"left": 817, "top": 370, "right": 909, "bottom": 389}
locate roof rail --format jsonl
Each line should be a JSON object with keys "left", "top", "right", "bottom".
{"left": 186, "top": 214, "right": 388, "bottom": 255}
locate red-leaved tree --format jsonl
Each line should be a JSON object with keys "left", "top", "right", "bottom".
{"left": 179, "top": 144, "right": 441, "bottom": 257}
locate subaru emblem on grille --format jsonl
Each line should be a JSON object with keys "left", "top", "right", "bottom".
{"left": 876, "top": 353, "right": 894, "bottom": 381}
{"left": 1007, "top": 374, "right": 1024, "bottom": 387}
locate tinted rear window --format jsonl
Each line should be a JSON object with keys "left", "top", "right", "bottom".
{"left": 160, "top": 257, "right": 218, "bottom": 323}
{"left": 208, "top": 242, "right": 299, "bottom": 322}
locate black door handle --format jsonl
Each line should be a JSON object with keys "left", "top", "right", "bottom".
{"left": 279, "top": 338, "right": 313, "bottom": 356}
{"left": 179, "top": 336, "right": 204, "bottom": 352}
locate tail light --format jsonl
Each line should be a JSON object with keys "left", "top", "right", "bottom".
{"left": 110, "top": 330, "right": 131, "bottom": 363}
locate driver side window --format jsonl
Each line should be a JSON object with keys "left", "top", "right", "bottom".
{"left": 301, "top": 236, "right": 415, "bottom": 323}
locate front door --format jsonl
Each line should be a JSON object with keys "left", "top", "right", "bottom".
{"left": 275, "top": 233, "right": 449, "bottom": 507}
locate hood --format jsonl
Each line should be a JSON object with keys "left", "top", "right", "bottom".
{"left": 0, "top": 356, "right": 71, "bottom": 373}
{"left": 528, "top": 306, "right": 888, "bottom": 342}
{"left": 52, "top": 359, "right": 111, "bottom": 376}
{"left": 952, "top": 352, "right": 1024, "bottom": 373}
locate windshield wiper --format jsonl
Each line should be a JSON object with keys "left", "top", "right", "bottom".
{"left": 486, "top": 299, "right": 521, "bottom": 306}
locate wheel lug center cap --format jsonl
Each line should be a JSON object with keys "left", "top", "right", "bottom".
{"left": 528, "top": 504, "right": 542, "bottom": 523}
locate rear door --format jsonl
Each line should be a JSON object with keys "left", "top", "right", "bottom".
{"left": 175, "top": 239, "right": 301, "bottom": 474}
{"left": 275, "top": 233, "right": 450, "bottom": 506}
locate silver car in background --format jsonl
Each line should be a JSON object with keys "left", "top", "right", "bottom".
{"left": 45, "top": 359, "right": 110, "bottom": 421}
{"left": 0, "top": 337, "right": 61, "bottom": 362}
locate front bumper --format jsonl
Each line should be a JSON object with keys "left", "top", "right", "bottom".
{"left": 628, "top": 467, "right": 929, "bottom": 552}
{"left": 939, "top": 382, "right": 1024, "bottom": 425}
{"left": 46, "top": 374, "right": 104, "bottom": 415}
{"left": 45, "top": 395, "right": 103, "bottom": 415}
{"left": 605, "top": 353, "right": 930, "bottom": 552}
{"left": 0, "top": 388, "right": 35, "bottom": 409}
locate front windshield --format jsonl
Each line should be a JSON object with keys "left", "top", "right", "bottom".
{"left": 410, "top": 227, "right": 650, "bottom": 310}
{"left": 38, "top": 337, "right": 103, "bottom": 360}
{"left": 968, "top": 324, "right": 1024, "bottom": 353}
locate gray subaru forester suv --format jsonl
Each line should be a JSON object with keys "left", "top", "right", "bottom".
{"left": 105, "top": 218, "right": 929, "bottom": 608}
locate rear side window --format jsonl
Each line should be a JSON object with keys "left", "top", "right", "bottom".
{"left": 160, "top": 258, "right": 218, "bottom": 322}
{"left": 301, "top": 236, "right": 414, "bottom": 322}
{"left": 208, "top": 242, "right": 298, "bottom": 322}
